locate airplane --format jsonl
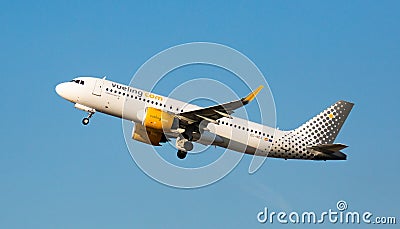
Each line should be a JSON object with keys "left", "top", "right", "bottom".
{"left": 55, "top": 76, "right": 354, "bottom": 160}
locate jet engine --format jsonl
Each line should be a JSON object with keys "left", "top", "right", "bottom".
{"left": 141, "top": 107, "right": 177, "bottom": 131}
{"left": 132, "top": 122, "right": 167, "bottom": 146}
{"left": 132, "top": 107, "right": 176, "bottom": 146}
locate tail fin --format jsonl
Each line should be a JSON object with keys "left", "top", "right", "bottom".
{"left": 293, "top": 100, "right": 354, "bottom": 145}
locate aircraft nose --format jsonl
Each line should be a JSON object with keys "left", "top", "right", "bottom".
{"left": 55, "top": 83, "right": 68, "bottom": 99}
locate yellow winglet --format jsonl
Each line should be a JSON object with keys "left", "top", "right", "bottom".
{"left": 243, "top": 85, "right": 264, "bottom": 103}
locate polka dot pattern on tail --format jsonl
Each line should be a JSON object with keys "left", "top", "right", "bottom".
{"left": 272, "top": 100, "right": 354, "bottom": 160}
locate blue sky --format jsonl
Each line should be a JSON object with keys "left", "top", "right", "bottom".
{"left": 1, "top": 1, "right": 399, "bottom": 228}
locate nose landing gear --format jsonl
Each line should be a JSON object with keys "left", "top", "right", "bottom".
{"left": 74, "top": 104, "right": 96, "bottom": 126}
{"left": 82, "top": 112, "right": 94, "bottom": 125}
{"left": 82, "top": 118, "right": 90, "bottom": 125}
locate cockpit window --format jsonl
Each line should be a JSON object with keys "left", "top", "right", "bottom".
{"left": 70, "top": 79, "right": 84, "bottom": 85}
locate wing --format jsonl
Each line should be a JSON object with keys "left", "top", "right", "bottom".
{"left": 177, "top": 85, "right": 263, "bottom": 125}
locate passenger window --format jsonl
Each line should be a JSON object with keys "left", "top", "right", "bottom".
{"left": 80, "top": 81, "right": 84, "bottom": 85}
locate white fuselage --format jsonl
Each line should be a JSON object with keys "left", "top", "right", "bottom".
{"left": 56, "top": 76, "right": 344, "bottom": 160}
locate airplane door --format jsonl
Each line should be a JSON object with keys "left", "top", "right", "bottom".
{"left": 92, "top": 78, "right": 105, "bottom": 96}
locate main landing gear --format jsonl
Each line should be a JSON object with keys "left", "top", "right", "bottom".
{"left": 82, "top": 112, "right": 94, "bottom": 125}
{"left": 175, "top": 126, "right": 194, "bottom": 159}
{"left": 177, "top": 150, "right": 187, "bottom": 159}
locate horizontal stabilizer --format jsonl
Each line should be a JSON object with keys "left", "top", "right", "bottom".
{"left": 308, "top": 143, "right": 348, "bottom": 154}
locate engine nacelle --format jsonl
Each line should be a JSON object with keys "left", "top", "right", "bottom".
{"left": 142, "top": 107, "right": 176, "bottom": 131}
{"left": 194, "top": 130, "right": 224, "bottom": 145}
{"left": 132, "top": 123, "right": 164, "bottom": 146}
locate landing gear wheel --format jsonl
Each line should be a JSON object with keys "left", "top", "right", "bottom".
{"left": 82, "top": 111, "right": 94, "bottom": 125}
{"left": 177, "top": 150, "right": 187, "bottom": 159}
{"left": 82, "top": 118, "right": 90, "bottom": 125}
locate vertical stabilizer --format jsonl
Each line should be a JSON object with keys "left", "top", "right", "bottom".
{"left": 293, "top": 100, "right": 354, "bottom": 145}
